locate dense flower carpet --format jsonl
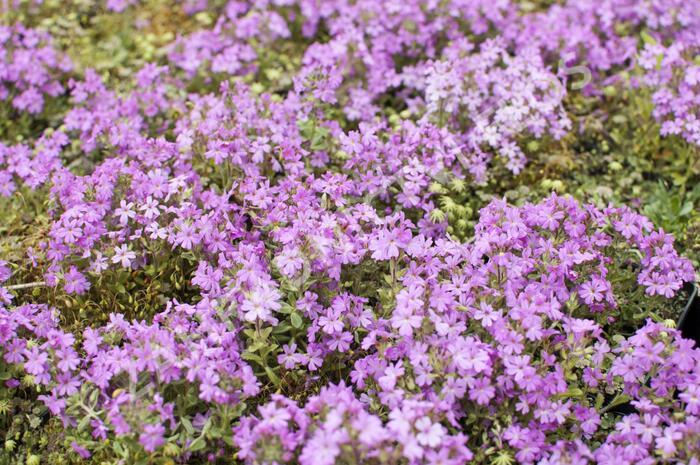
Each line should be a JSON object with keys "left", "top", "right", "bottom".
{"left": 1, "top": 1, "right": 700, "bottom": 464}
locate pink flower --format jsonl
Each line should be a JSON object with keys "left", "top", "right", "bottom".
{"left": 139, "top": 423, "right": 165, "bottom": 452}
{"left": 63, "top": 266, "right": 90, "bottom": 295}
{"left": 415, "top": 416, "right": 446, "bottom": 448}
{"left": 369, "top": 227, "right": 411, "bottom": 261}
{"left": 71, "top": 442, "right": 91, "bottom": 459}
{"left": 391, "top": 306, "right": 423, "bottom": 337}
{"left": 23, "top": 346, "right": 48, "bottom": 376}
{"left": 111, "top": 244, "right": 136, "bottom": 268}
{"left": 114, "top": 200, "right": 136, "bottom": 225}
{"left": 469, "top": 377, "right": 495, "bottom": 405}
{"left": 241, "top": 285, "right": 281, "bottom": 323}
{"left": 378, "top": 361, "right": 405, "bottom": 391}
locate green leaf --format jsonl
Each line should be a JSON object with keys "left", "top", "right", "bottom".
{"left": 241, "top": 351, "right": 264, "bottom": 364}
{"left": 297, "top": 119, "right": 315, "bottom": 138}
{"left": 77, "top": 415, "right": 91, "bottom": 432}
{"left": 88, "top": 387, "right": 99, "bottom": 406}
{"left": 605, "top": 394, "right": 632, "bottom": 411}
{"left": 278, "top": 302, "right": 294, "bottom": 314}
{"left": 491, "top": 451, "right": 515, "bottom": 465}
{"left": 259, "top": 343, "right": 279, "bottom": 358}
{"left": 181, "top": 417, "right": 194, "bottom": 436}
{"left": 247, "top": 340, "right": 267, "bottom": 353}
{"left": 290, "top": 312, "right": 303, "bottom": 328}
{"left": 595, "top": 393, "right": 605, "bottom": 410}
{"left": 310, "top": 133, "right": 327, "bottom": 151}
{"left": 670, "top": 196, "right": 681, "bottom": 213}
{"left": 187, "top": 436, "right": 207, "bottom": 452}
{"left": 655, "top": 53, "right": 665, "bottom": 71}
{"left": 563, "top": 387, "right": 584, "bottom": 398}
{"left": 265, "top": 366, "right": 282, "bottom": 387}
{"left": 201, "top": 418, "right": 213, "bottom": 437}
{"left": 641, "top": 30, "right": 657, "bottom": 46}
{"left": 112, "top": 440, "right": 127, "bottom": 458}
{"left": 272, "top": 322, "right": 292, "bottom": 334}
{"left": 260, "top": 326, "right": 274, "bottom": 339}
{"left": 679, "top": 201, "right": 693, "bottom": 217}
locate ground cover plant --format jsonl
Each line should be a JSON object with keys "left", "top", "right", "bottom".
{"left": 1, "top": 1, "right": 700, "bottom": 464}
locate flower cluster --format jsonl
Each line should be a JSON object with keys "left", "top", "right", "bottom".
{"left": 237, "top": 322, "right": 700, "bottom": 465}
{"left": 1, "top": 298, "right": 259, "bottom": 460}
{"left": 2, "top": 183, "right": 696, "bottom": 462}
{"left": 235, "top": 384, "right": 473, "bottom": 465}
{"left": 0, "top": 24, "right": 71, "bottom": 115}
{"left": 640, "top": 40, "right": 700, "bottom": 146}
{"left": 422, "top": 40, "right": 571, "bottom": 178}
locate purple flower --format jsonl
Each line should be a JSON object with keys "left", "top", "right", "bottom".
{"left": 70, "top": 442, "right": 91, "bottom": 459}
{"left": 63, "top": 266, "right": 90, "bottom": 295}
{"left": 139, "top": 423, "right": 166, "bottom": 452}
{"left": 23, "top": 346, "right": 48, "bottom": 376}
{"left": 415, "top": 416, "right": 446, "bottom": 448}
{"left": 111, "top": 244, "right": 136, "bottom": 268}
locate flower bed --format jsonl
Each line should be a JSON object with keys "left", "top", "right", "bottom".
{"left": 0, "top": 1, "right": 699, "bottom": 464}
